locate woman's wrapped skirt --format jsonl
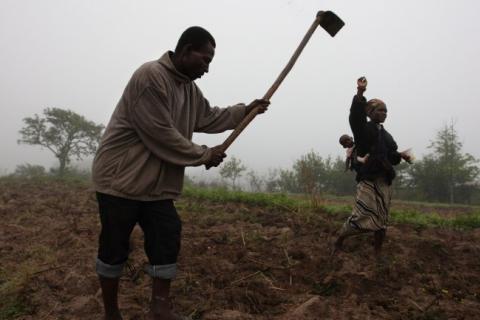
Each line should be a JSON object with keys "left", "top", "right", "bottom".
{"left": 340, "top": 178, "right": 392, "bottom": 237}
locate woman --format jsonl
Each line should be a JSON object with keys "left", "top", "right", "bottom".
{"left": 333, "top": 77, "right": 411, "bottom": 256}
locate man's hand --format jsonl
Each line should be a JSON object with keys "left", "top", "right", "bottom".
{"left": 205, "top": 145, "right": 227, "bottom": 169}
{"left": 246, "top": 99, "right": 270, "bottom": 115}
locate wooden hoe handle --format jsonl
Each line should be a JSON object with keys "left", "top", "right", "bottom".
{"left": 220, "top": 11, "right": 343, "bottom": 152}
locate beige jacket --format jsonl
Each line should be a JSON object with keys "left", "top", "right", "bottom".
{"left": 92, "top": 52, "right": 247, "bottom": 201}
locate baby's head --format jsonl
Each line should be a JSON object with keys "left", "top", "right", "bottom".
{"left": 339, "top": 134, "right": 354, "bottom": 148}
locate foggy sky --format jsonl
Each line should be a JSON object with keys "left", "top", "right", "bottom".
{"left": 1, "top": 0, "right": 479, "bottom": 178}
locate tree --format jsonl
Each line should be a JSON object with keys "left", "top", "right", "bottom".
{"left": 247, "top": 170, "right": 264, "bottom": 192}
{"left": 264, "top": 169, "right": 281, "bottom": 193}
{"left": 322, "top": 156, "right": 356, "bottom": 196}
{"left": 293, "top": 151, "right": 325, "bottom": 195}
{"left": 277, "top": 169, "right": 300, "bottom": 193}
{"left": 409, "top": 121, "right": 479, "bottom": 203}
{"left": 18, "top": 108, "right": 104, "bottom": 176}
{"left": 389, "top": 161, "right": 414, "bottom": 199}
{"left": 219, "top": 156, "right": 247, "bottom": 190}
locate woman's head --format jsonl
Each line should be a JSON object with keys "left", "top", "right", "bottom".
{"left": 366, "top": 99, "right": 387, "bottom": 123}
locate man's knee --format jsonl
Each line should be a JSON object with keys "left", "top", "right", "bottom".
{"left": 96, "top": 258, "right": 126, "bottom": 278}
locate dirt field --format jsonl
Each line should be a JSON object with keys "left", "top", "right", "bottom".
{"left": 1, "top": 181, "right": 480, "bottom": 320}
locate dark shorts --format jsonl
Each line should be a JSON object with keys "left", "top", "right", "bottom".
{"left": 96, "top": 192, "right": 181, "bottom": 278}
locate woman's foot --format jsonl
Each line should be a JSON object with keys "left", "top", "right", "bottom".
{"left": 331, "top": 237, "right": 345, "bottom": 256}
{"left": 373, "top": 229, "right": 386, "bottom": 256}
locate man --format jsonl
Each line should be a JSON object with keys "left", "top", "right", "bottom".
{"left": 333, "top": 77, "right": 410, "bottom": 257}
{"left": 92, "top": 26, "right": 269, "bottom": 320}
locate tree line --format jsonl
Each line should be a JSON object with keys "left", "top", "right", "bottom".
{"left": 198, "top": 122, "right": 480, "bottom": 205}
{"left": 13, "top": 108, "right": 480, "bottom": 205}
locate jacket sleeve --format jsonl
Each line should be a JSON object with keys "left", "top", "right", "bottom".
{"left": 193, "top": 86, "right": 247, "bottom": 133}
{"left": 388, "top": 146, "right": 402, "bottom": 166}
{"left": 128, "top": 86, "right": 211, "bottom": 167}
{"left": 386, "top": 133, "right": 402, "bottom": 165}
{"left": 349, "top": 95, "right": 368, "bottom": 145}
{"left": 389, "top": 151, "right": 402, "bottom": 166}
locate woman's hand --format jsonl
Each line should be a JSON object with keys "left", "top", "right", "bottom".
{"left": 357, "top": 76, "right": 368, "bottom": 91}
{"left": 400, "top": 149, "right": 415, "bottom": 164}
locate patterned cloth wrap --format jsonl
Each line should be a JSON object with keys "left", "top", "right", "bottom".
{"left": 340, "top": 177, "right": 392, "bottom": 236}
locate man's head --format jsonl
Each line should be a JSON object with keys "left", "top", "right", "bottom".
{"left": 366, "top": 98, "right": 387, "bottom": 123}
{"left": 172, "top": 26, "right": 216, "bottom": 81}
{"left": 339, "top": 134, "right": 354, "bottom": 148}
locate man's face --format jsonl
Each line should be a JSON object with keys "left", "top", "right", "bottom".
{"left": 182, "top": 42, "right": 215, "bottom": 80}
{"left": 370, "top": 105, "right": 387, "bottom": 123}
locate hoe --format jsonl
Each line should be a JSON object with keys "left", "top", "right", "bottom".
{"left": 209, "top": 10, "right": 344, "bottom": 168}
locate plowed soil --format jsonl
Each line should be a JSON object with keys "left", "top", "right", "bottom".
{"left": 1, "top": 181, "right": 479, "bottom": 320}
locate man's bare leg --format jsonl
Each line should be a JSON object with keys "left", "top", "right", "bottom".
{"left": 99, "top": 276, "right": 123, "bottom": 320}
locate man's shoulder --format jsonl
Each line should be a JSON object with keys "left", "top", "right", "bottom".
{"left": 130, "top": 60, "right": 170, "bottom": 90}
{"left": 135, "top": 60, "right": 167, "bottom": 78}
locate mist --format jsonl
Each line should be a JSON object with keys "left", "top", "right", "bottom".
{"left": 1, "top": 0, "right": 479, "bottom": 177}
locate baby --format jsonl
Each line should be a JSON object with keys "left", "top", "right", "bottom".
{"left": 339, "top": 134, "right": 358, "bottom": 171}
